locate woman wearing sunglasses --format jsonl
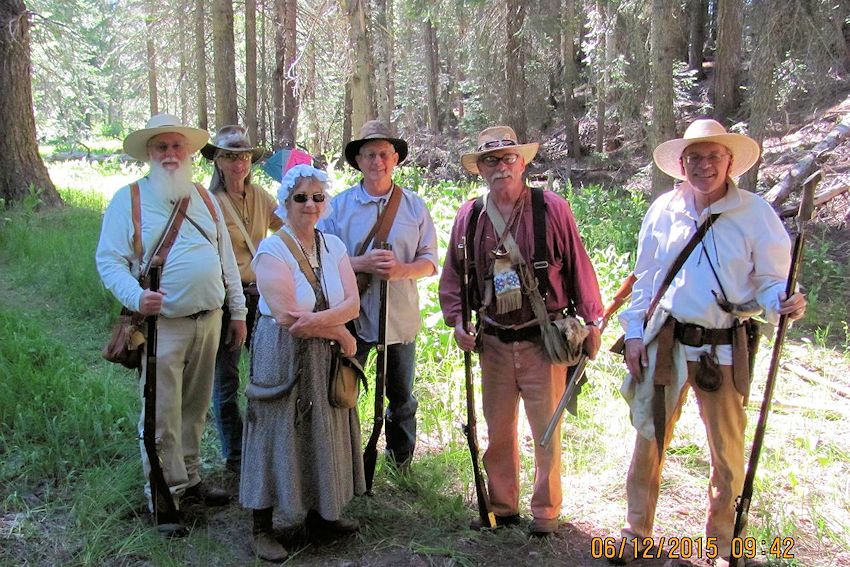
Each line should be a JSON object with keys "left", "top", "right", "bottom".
{"left": 240, "top": 164, "right": 365, "bottom": 562}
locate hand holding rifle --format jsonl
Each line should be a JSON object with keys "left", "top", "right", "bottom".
{"left": 729, "top": 172, "right": 817, "bottom": 566}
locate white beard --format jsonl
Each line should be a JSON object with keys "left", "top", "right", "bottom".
{"left": 148, "top": 159, "right": 194, "bottom": 200}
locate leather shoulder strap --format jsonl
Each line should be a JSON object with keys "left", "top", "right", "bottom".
{"left": 130, "top": 182, "right": 142, "bottom": 261}
{"left": 531, "top": 187, "right": 549, "bottom": 299}
{"left": 464, "top": 196, "right": 485, "bottom": 308}
{"left": 217, "top": 189, "right": 257, "bottom": 257}
{"left": 194, "top": 184, "right": 219, "bottom": 223}
{"left": 276, "top": 229, "right": 319, "bottom": 288}
{"left": 356, "top": 184, "right": 403, "bottom": 256}
{"left": 645, "top": 213, "right": 721, "bottom": 322}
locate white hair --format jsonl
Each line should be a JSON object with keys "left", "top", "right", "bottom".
{"left": 274, "top": 164, "right": 333, "bottom": 223}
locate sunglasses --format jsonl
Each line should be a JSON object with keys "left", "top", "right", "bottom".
{"left": 477, "top": 139, "right": 518, "bottom": 151}
{"left": 219, "top": 152, "right": 252, "bottom": 162}
{"left": 291, "top": 192, "right": 326, "bottom": 203}
{"left": 479, "top": 153, "right": 520, "bottom": 167}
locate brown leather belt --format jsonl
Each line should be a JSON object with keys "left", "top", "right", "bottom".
{"left": 483, "top": 324, "right": 540, "bottom": 343}
{"left": 187, "top": 309, "right": 212, "bottom": 319}
{"left": 673, "top": 320, "right": 733, "bottom": 347}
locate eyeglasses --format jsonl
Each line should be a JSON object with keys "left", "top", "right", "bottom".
{"left": 290, "top": 192, "right": 326, "bottom": 203}
{"left": 218, "top": 152, "right": 251, "bottom": 162}
{"left": 479, "top": 153, "right": 520, "bottom": 167}
{"left": 358, "top": 150, "right": 396, "bottom": 162}
{"left": 478, "top": 139, "right": 518, "bottom": 151}
{"left": 148, "top": 141, "right": 187, "bottom": 153}
{"left": 682, "top": 152, "right": 731, "bottom": 167}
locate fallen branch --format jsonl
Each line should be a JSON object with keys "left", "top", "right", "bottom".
{"left": 779, "top": 183, "right": 850, "bottom": 217}
{"left": 765, "top": 113, "right": 850, "bottom": 207}
{"left": 784, "top": 362, "right": 850, "bottom": 398}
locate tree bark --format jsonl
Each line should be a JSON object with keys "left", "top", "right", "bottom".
{"left": 0, "top": 1, "right": 60, "bottom": 208}
{"left": 505, "top": 0, "right": 527, "bottom": 141}
{"left": 212, "top": 0, "right": 239, "bottom": 128}
{"left": 712, "top": 0, "right": 743, "bottom": 123}
{"left": 562, "top": 0, "right": 581, "bottom": 158}
{"left": 344, "top": 0, "right": 376, "bottom": 134}
{"left": 145, "top": 6, "right": 158, "bottom": 116}
{"left": 273, "top": 0, "right": 297, "bottom": 147}
{"left": 373, "top": 0, "right": 394, "bottom": 126}
{"left": 178, "top": 1, "right": 189, "bottom": 123}
{"left": 687, "top": 0, "right": 705, "bottom": 77}
{"left": 195, "top": 0, "right": 209, "bottom": 130}
{"left": 594, "top": 0, "right": 607, "bottom": 154}
{"left": 650, "top": 0, "right": 676, "bottom": 199}
{"left": 424, "top": 17, "right": 440, "bottom": 133}
{"left": 245, "top": 0, "right": 258, "bottom": 143}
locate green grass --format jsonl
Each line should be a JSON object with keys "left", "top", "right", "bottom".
{"left": 1, "top": 163, "right": 848, "bottom": 565}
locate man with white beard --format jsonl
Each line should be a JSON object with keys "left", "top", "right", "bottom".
{"left": 97, "top": 114, "right": 247, "bottom": 534}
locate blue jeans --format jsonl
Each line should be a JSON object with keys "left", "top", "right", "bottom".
{"left": 212, "top": 297, "right": 257, "bottom": 467}
{"left": 354, "top": 337, "right": 418, "bottom": 463}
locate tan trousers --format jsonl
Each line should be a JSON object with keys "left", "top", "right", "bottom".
{"left": 622, "top": 362, "right": 745, "bottom": 557}
{"left": 138, "top": 309, "right": 222, "bottom": 506}
{"left": 479, "top": 334, "right": 567, "bottom": 521}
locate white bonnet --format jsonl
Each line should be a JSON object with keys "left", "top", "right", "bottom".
{"left": 274, "top": 164, "right": 333, "bottom": 223}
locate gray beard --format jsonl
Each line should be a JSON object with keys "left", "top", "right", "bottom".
{"left": 148, "top": 160, "right": 194, "bottom": 200}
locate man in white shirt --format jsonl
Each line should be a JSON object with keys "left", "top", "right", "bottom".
{"left": 611, "top": 119, "right": 806, "bottom": 566}
{"left": 96, "top": 114, "right": 247, "bottom": 533}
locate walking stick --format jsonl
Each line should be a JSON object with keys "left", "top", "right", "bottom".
{"left": 141, "top": 258, "right": 180, "bottom": 531}
{"left": 729, "top": 171, "right": 819, "bottom": 566}
{"left": 540, "top": 273, "right": 636, "bottom": 447}
{"left": 363, "top": 242, "right": 392, "bottom": 494}
{"left": 458, "top": 237, "right": 497, "bottom": 528}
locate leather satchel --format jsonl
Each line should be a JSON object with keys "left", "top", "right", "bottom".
{"left": 328, "top": 351, "right": 367, "bottom": 408}
{"left": 354, "top": 185, "right": 402, "bottom": 295}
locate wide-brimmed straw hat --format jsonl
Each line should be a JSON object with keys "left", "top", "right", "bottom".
{"left": 653, "top": 118, "right": 761, "bottom": 180}
{"left": 461, "top": 126, "right": 539, "bottom": 174}
{"left": 201, "top": 125, "right": 264, "bottom": 163}
{"left": 123, "top": 113, "right": 209, "bottom": 161}
{"left": 344, "top": 120, "right": 408, "bottom": 170}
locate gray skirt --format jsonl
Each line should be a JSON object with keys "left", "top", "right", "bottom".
{"left": 239, "top": 315, "right": 366, "bottom": 521}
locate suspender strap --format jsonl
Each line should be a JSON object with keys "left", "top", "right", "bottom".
{"left": 356, "top": 184, "right": 402, "bottom": 256}
{"left": 645, "top": 213, "right": 721, "bottom": 322}
{"left": 194, "top": 184, "right": 219, "bottom": 222}
{"left": 531, "top": 187, "right": 549, "bottom": 299}
{"left": 131, "top": 183, "right": 142, "bottom": 261}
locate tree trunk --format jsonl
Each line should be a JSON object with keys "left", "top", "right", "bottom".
{"left": 195, "top": 0, "right": 209, "bottom": 130}
{"left": 0, "top": 1, "right": 60, "bottom": 208}
{"left": 373, "top": 0, "right": 394, "bottom": 126}
{"left": 145, "top": 7, "right": 158, "bottom": 116}
{"left": 594, "top": 0, "right": 607, "bottom": 154}
{"left": 650, "top": 0, "right": 676, "bottom": 199}
{"left": 505, "top": 0, "right": 527, "bottom": 141}
{"left": 562, "top": 0, "right": 581, "bottom": 159}
{"left": 258, "top": 0, "right": 268, "bottom": 145}
{"left": 344, "top": 0, "right": 376, "bottom": 134}
{"left": 424, "top": 17, "right": 440, "bottom": 133}
{"left": 273, "top": 0, "right": 298, "bottom": 147}
{"left": 687, "top": 0, "right": 705, "bottom": 77}
{"left": 245, "top": 0, "right": 258, "bottom": 142}
{"left": 212, "top": 0, "right": 239, "bottom": 128}
{"left": 178, "top": 1, "right": 189, "bottom": 123}
{"left": 712, "top": 0, "right": 743, "bottom": 123}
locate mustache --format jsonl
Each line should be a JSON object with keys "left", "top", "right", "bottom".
{"left": 491, "top": 171, "right": 513, "bottom": 180}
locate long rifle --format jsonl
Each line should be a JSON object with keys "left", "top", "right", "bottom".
{"left": 363, "top": 242, "right": 392, "bottom": 494}
{"left": 540, "top": 273, "right": 636, "bottom": 448}
{"left": 141, "top": 258, "right": 180, "bottom": 530}
{"left": 729, "top": 172, "right": 819, "bottom": 567}
{"left": 458, "top": 237, "right": 497, "bottom": 529}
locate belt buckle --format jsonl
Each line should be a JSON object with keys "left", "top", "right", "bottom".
{"left": 679, "top": 323, "right": 705, "bottom": 347}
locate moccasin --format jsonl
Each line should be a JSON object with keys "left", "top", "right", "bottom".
{"left": 252, "top": 531, "right": 288, "bottom": 562}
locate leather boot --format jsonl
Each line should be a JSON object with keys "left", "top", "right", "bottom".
{"left": 252, "top": 531, "right": 288, "bottom": 562}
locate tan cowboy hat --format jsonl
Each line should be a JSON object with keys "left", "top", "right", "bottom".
{"left": 461, "top": 126, "right": 539, "bottom": 175}
{"left": 201, "top": 125, "right": 264, "bottom": 163}
{"left": 344, "top": 120, "right": 408, "bottom": 170}
{"left": 123, "top": 113, "right": 209, "bottom": 161}
{"left": 653, "top": 118, "right": 761, "bottom": 180}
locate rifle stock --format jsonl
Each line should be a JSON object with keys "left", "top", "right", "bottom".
{"left": 459, "top": 237, "right": 496, "bottom": 528}
{"left": 142, "top": 258, "right": 179, "bottom": 525}
{"left": 729, "top": 172, "right": 819, "bottom": 567}
{"left": 363, "top": 242, "right": 392, "bottom": 494}
{"left": 540, "top": 272, "right": 636, "bottom": 447}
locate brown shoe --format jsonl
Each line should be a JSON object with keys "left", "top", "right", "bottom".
{"left": 182, "top": 481, "right": 230, "bottom": 507}
{"left": 469, "top": 513, "right": 521, "bottom": 530}
{"left": 306, "top": 510, "right": 360, "bottom": 534}
{"left": 252, "top": 531, "right": 288, "bottom": 562}
{"left": 528, "top": 516, "right": 559, "bottom": 537}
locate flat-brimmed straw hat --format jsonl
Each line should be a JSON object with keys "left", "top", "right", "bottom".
{"left": 201, "top": 125, "right": 264, "bottom": 163}
{"left": 123, "top": 113, "right": 209, "bottom": 161}
{"left": 653, "top": 118, "right": 761, "bottom": 180}
{"left": 344, "top": 120, "right": 408, "bottom": 170}
{"left": 461, "top": 126, "right": 539, "bottom": 175}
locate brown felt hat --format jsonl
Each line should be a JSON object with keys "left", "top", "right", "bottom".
{"left": 123, "top": 113, "right": 209, "bottom": 161}
{"left": 344, "top": 120, "right": 408, "bottom": 170}
{"left": 460, "top": 126, "right": 539, "bottom": 175}
{"left": 201, "top": 125, "right": 264, "bottom": 163}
